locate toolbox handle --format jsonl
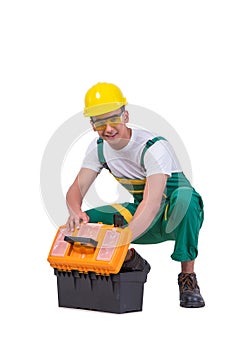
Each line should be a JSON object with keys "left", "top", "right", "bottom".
{"left": 64, "top": 236, "right": 98, "bottom": 248}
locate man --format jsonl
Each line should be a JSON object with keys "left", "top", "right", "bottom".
{"left": 66, "top": 82, "right": 205, "bottom": 308}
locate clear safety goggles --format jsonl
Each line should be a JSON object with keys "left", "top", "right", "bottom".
{"left": 90, "top": 111, "right": 124, "bottom": 131}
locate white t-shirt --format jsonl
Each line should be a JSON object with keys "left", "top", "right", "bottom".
{"left": 81, "top": 128, "right": 182, "bottom": 179}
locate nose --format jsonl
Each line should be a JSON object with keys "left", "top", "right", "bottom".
{"left": 103, "top": 123, "right": 113, "bottom": 132}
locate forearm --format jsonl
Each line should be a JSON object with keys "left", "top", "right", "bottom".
{"left": 128, "top": 200, "right": 160, "bottom": 241}
{"left": 66, "top": 183, "right": 83, "bottom": 215}
{"left": 66, "top": 168, "right": 98, "bottom": 216}
{"left": 66, "top": 180, "right": 89, "bottom": 230}
{"left": 128, "top": 173, "right": 168, "bottom": 241}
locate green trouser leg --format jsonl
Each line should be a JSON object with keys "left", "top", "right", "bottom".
{"left": 164, "top": 187, "right": 204, "bottom": 262}
{"left": 85, "top": 187, "right": 204, "bottom": 262}
{"left": 133, "top": 187, "right": 204, "bottom": 261}
{"left": 85, "top": 202, "right": 137, "bottom": 226}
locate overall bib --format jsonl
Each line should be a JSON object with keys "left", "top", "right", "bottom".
{"left": 85, "top": 137, "right": 204, "bottom": 262}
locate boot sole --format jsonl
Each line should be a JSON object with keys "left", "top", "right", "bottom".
{"left": 180, "top": 301, "right": 205, "bottom": 308}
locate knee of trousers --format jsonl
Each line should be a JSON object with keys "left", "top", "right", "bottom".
{"left": 164, "top": 187, "right": 204, "bottom": 235}
{"left": 85, "top": 203, "right": 136, "bottom": 226}
{"left": 85, "top": 206, "right": 116, "bottom": 225}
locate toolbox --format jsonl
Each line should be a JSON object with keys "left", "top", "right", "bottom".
{"left": 48, "top": 218, "right": 150, "bottom": 313}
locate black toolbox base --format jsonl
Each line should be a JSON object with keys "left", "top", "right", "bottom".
{"left": 54, "top": 268, "right": 149, "bottom": 314}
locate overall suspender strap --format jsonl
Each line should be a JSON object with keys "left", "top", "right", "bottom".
{"left": 140, "top": 136, "right": 167, "bottom": 171}
{"left": 96, "top": 138, "right": 145, "bottom": 194}
{"left": 97, "top": 138, "right": 110, "bottom": 171}
{"left": 110, "top": 204, "right": 133, "bottom": 224}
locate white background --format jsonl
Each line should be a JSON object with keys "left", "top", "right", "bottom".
{"left": 1, "top": 1, "right": 233, "bottom": 349}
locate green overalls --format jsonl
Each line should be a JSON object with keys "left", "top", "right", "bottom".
{"left": 85, "top": 137, "right": 204, "bottom": 262}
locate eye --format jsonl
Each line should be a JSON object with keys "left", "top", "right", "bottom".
{"left": 110, "top": 116, "right": 119, "bottom": 123}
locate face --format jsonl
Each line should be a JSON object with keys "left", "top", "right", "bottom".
{"left": 90, "top": 108, "right": 131, "bottom": 148}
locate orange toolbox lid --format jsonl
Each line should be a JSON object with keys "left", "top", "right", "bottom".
{"left": 48, "top": 223, "right": 132, "bottom": 275}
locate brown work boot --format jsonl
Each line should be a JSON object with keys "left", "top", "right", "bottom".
{"left": 178, "top": 273, "right": 205, "bottom": 308}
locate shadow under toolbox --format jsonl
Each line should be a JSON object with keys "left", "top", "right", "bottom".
{"left": 48, "top": 221, "right": 150, "bottom": 313}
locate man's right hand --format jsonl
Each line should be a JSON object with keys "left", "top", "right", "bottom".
{"left": 66, "top": 211, "right": 90, "bottom": 232}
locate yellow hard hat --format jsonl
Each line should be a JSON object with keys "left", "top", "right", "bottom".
{"left": 84, "top": 82, "right": 127, "bottom": 117}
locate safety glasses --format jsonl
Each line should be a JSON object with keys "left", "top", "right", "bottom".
{"left": 90, "top": 111, "right": 124, "bottom": 131}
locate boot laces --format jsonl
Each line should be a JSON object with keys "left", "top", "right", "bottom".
{"left": 179, "top": 274, "right": 199, "bottom": 292}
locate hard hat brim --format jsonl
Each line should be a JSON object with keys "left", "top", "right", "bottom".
{"left": 84, "top": 100, "right": 127, "bottom": 117}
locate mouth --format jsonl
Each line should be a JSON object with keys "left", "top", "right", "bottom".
{"left": 104, "top": 133, "right": 118, "bottom": 140}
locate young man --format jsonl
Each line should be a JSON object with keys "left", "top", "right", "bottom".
{"left": 66, "top": 82, "right": 205, "bottom": 308}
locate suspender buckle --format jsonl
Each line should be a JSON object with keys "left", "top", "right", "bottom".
{"left": 146, "top": 140, "right": 154, "bottom": 147}
{"left": 97, "top": 138, "right": 103, "bottom": 144}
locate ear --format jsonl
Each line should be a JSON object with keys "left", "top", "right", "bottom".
{"left": 123, "top": 110, "right": 129, "bottom": 123}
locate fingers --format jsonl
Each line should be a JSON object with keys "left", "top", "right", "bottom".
{"left": 66, "top": 212, "right": 90, "bottom": 232}
{"left": 66, "top": 216, "right": 78, "bottom": 232}
{"left": 66, "top": 217, "right": 74, "bottom": 232}
{"left": 80, "top": 212, "right": 90, "bottom": 224}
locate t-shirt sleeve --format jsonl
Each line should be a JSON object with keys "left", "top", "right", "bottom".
{"left": 143, "top": 140, "right": 181, "bottom": 177}
{"left": 81, "top": 138, "right": 103, "bottom": 173}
